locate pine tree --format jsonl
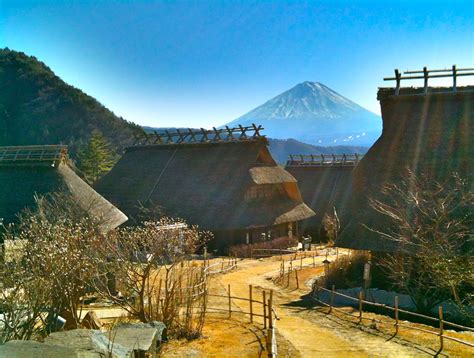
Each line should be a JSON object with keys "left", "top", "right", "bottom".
{"left": 78, "top": 130, "right": 117, "bottom": 183}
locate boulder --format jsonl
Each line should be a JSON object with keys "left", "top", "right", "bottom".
{"left": 45, "top": 329, "right": 129, "bottom": 357}
{"left": 0, "top": 339, "right": 101, "bottom": 358}
{"left": 110, "top": 321, "right": 167, "bottom": 357}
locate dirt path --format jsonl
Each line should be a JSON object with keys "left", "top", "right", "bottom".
{"left": 216, "top": 255, "right": 434, "bottom": 357}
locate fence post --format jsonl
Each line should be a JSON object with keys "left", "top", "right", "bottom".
{"left": 394, "top": 296, "right": 399, "bottom": 335}
{"left": 358, "top": 291, "right": 363, "bottom": 324}
{"left": 439, "top": 306, "right": 444, "bottom": 353}
{"left": 269, "top": 290, "right": 273, "bottom": 329}
{"left": 329, "top": 285, "right": 335, "bottom": 313}
{"left": 263, "top": 290, "right": 267, "bottom": 329}
{"left": 249, "top": 285, "right": 253, "bottom": 323}
{"left": 295, "top": 269, "right": 299, "bottom": 289}
{"left": 228, "top": 284, "right": 232, "bottom": 318}
{"left": 312, "top": 254, "right": 315, "bottom": 267}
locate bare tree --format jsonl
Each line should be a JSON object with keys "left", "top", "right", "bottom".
{"left": 1, "top": 192, "right": 104, "bottom": 341}
{"left": 93, "top": 218, "right": 211, "bottom": 338}
{"left": 367, "top": 171, "right": 473, "bottom": 314}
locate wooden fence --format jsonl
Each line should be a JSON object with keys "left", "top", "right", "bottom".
{"left": 273, "top": 251, "right": 331, "bottom": 289}
{"left": 251, "top": 247, "right": 336, "bottom": 260}
{"left": 311, "top": 284, "right": 474, "bottom": 353}
{"left": 207, "top": 284, "right": 279, "bottom": 357}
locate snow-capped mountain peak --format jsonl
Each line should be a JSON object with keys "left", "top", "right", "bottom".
{"left": 223, "top": 81, "right": 381, "bottom": 146}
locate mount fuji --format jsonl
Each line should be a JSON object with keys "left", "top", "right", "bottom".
{"left": 223, "top": 81, "right": 382, "bottom": 147}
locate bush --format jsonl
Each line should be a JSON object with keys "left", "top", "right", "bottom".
{"left": 229, "top": 236, "right": 298, "bottom": 258}
{"left": 319, "top": 251, "right": 370, "bottom": 289}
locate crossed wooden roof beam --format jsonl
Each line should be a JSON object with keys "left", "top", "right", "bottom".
{"left": 286, "top": 153, "right": 362, "bottom": 167}
{"left": 133, "top": 124, "right": 265, "bottom": 146}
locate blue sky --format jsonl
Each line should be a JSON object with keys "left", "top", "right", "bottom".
{"left": 1, "top": 0, "right": 473, "bottom": 128}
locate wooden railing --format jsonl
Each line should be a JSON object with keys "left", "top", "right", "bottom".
{"left": 384, "top": 65, "right": 474, "bottom": 95}
{"left": 286, "top": 154, "right": 362, "bottom": 167}
{"left": 311, "top": 283, "right": 474, "bottom": 353}
{"left": 0, "top": 145, "right": 67, "bottom": 166}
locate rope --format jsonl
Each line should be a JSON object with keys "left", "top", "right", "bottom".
{"left": 326, "top": 168, "right": 342, "bottom": 215}
{"left": 145, "top": 146, "right": 179, "bottom": 202}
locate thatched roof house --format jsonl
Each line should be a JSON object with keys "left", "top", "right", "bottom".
{"left": 285, "top": 154, "right": 361, "bottom": 237}
{"left": 94, "top": 125, "right": 315, "bottom": 249}
{"left": 0, "top": 145, "right": 128, "bottom": 233}
{"left": 337, "top": 75, "right": 474, "bottom": 252}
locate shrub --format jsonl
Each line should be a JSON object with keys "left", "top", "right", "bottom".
{"left": 319, "top": 251, "right": 370, "bottom": 289}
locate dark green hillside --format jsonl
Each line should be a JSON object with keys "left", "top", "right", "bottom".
{"left": 0, "top": 48, "right": 143, "bottom": 156}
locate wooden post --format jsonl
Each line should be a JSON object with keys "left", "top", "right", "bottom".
{"left": 267, "top": 326, "right": 273, "bottom": 357}
{"left": 228, "top": 284, "right": 232, "bottom": 318}
{"left": 358, "top": 291, "right": 363, "bottom": 324}
{"left": 312, "top": 254, "right": 315, "bottom": 267}
{"left": 300, "top": 256, "right": 303, "bottom": 269}
{"left": 329, "top": 285, "right": 335, "bottom": 313}
{"left": 282, "top": 259, "right": 285, "bottom": 278}
{"left": 395, "top": 69, "right": 401, "bottom": 95}
{"left": 268, "top": 290, "right": 274, "bottom": 329}
{"left": 263, "top": 290, "right": 267, "bottom": 329}
{"left": 439, "top": 306, "right": 444, "bottom": 352}
{"left": 249, "top": 285, "right": 253, "bottom": 323}
{"left": 452, "top": 65, "right": 457, "bottom": 92}
{"left": 394, "top": 296, "right": 399, "bottom": 335}
{"left": 295, "top": 269, "right": 299, "bottom": 289}
{"left": 287, "top": 265, "right": 291, "bottom": 286}
{"left": 423, "top": 66, "right": 429, "bottom": 94}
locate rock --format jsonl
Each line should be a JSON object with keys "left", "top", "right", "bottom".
{"left": 0, "top": 339, "right": 101, "bottom": 358}
{"left": 45, "top": 329, "right": 129, "bottom": 357}
{"left": 43, "top": 322, "right": 166, "bottom": 357}
{"left": 81, "top": 311, "right": 102, "bottom": 329}
{"left": 110, "top": 321, "right": 167, "bottom": 356}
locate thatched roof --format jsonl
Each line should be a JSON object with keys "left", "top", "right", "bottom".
{"left": 95, "top": 138, "right": 315, "bottom": 231}
{"left": 337, "top": 86, "right": 474, "bottom": 252}
{"left": 0, "top": 145, "right": 128, "bottom": 232}
{"left": 249, "top": 166, "right": 296, "bottom": 184}
{"left": 285, "top": 155, "right": 358, "bottom": 229}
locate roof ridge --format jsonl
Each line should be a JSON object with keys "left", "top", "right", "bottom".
{"left": 132, "top": 124, "right": 265, "bottom": 146}
{"left": 0, "top": 145, "right": 68, "bottom": 167}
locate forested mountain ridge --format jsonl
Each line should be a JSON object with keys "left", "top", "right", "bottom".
{"left": 0, "top": 48, "right": 144, "bottom": 156}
